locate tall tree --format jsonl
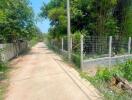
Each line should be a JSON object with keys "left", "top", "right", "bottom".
{"left": 0, "top": 0, "right": 36, "bottom": 42}
{"left": 114, "top": 0, "right": 132, "bottom": 37}
{"left": 40, "top": 0, "right": 132, "bottom": 38}
{"left": 40, "top": 0, "right": 67, "bottom": 38}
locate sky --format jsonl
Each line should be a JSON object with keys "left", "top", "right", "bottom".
{"left": 30, "top": 0, "right": 50, "bottom": 33}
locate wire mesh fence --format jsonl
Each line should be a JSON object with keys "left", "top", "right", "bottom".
{"left": 112, "top": 37, "right": 129, "bottom": 56}
{"left": 47, "top": 38, "right": 62, "bottom": 53}
{"left": 83, "top": 36, "right": 109, "bottom": 60}
{"left": 46, "top": 35, "right": 81, "bottom": 67}
{"left": 46, "top": 35, "right": 132, "bottom": 69}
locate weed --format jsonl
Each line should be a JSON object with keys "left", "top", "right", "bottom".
{"left": 80, "top": 60, "right": 132, "bottom": 100}
{"left": 119, "top": 60, "right": 132, "bottom": 81}
{"left": 0, "top": 62, "right": 9, "bottom": 100}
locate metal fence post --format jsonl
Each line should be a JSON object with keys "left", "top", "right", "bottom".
{"left": 109, "top": 36, "right": 112, "bottom": 68}
{"left": 81, "top": 35, "right": 84, "bottom": 70}
{"left": 128, "top": 37, "right": 131, "bottom": 54}
{"left": 62, "top": 38, "right": 64, "bottom": 52}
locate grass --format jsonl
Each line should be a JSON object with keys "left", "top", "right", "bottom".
{"left": 46, "top": 42, "right": 132, "bottom": 99}
{"left": 0, "top": 62, "right": 10, "bottom": 100}
{"left": 80, "top": 60, "right": 132, "bottom": 100}
{"left": 48, "top": 44, "right": 81, "bottom": 68}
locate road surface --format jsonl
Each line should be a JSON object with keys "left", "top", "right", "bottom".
{"left": 5, "top": 42, "right": 102, "bottom": 100}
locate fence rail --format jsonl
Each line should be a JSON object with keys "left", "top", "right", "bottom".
{"left": 46, "top": 35, "right": 132, "bottom": 70}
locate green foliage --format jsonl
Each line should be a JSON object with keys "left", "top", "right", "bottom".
{"left": 0, "top": 0, "right": 37, "bottom": 42}
{"left": 124, "top": 5, "right": 132, "bottom": 35}
{"left": 40, "top": 0, "right": 119, "bottom": 38}
{"left": 72, "top": 31, "right": 81, "bottom": 41}
{"left": 40, "top": 0, "right": 67, "bottom": 38}
{"left": 40, "top": 0, "right": 132, "bottom": 39}
{"left": 0, "top": 62, "right": 7, "bottom": 73}
{"left": 96, "top": 68, "right": 112, "bottom": 81}
{"left": 71, "top": 0, "right": 118, "bottom": 36}
{"left": 71, "top": 53, "right": 80, "bottom": 68}
{"left": 119, "top": 60, "right": 132, "bottom": 81}
{"left": 94, "top": 60, "right": 132, "bottom": 82}
{"left": 29, "top": 33, "right": 43, "bottom": 47}
{"left": 80, "top": 60, "right": 132, "bottom": 100}
{"left": 0, "top": 61, "right": 9, "bottom": 100}
{"left": 114, "top": 0, "right": 132, "bottom": 37}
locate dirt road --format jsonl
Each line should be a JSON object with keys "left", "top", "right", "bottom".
{"left": 5, "top": 42, "right": 102, "bottom": 100}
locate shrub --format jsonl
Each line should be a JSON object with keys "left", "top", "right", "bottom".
{"left": 0, "top": 62, "right": 7, "bottom": 71}
{"left": 71, "top": 53, "right": 81, "bottom": 68}
{"left": 120, "top": 60, "right": 132, "bottom": 81}
{"left": 94, "top": 60, "right": 132, "bottom": 82}
{"left": 80, "top": 60, "right": 132, "bottom": 100}
{"left": 0, "top": 62, "right": 8, "bottom": 79}
{"left": 95, "top": 68, "right": 113, "bottom": 81}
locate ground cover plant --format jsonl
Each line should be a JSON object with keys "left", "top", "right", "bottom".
{"left": 0, "top": 62, "right": 9, "bottom": 100}
{"left": 80, "top": 60, "right": 132, "bottom": 100}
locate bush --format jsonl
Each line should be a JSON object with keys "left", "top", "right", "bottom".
{"left": 95, "top": 68, "right": 113, "bottom": 81}
{"left": 120, "top": 60, "right": 132, "bottom": 81}
{"left": 0, "top": 61, "right": 9, "bottom": 80}
{"left": 0, "top": 62, "right": 9, "bottom": 100}
{"left": 71, "top": 53, "right": 80, "bottom": 68}
{"left": 94, "top": 60, "right": 132, "bottom": 82}
{"left": 80, "top": 60, "right": 132, "bottom": 100}
{"left": 29, "top": 36, "right": 42, "bottom": 47}
{"left": 0, "top": 63, "right": 5, "bottom": 70}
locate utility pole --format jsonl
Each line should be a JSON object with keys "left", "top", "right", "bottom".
{"left": 67, "top": 0, "right": 71, "bottom": 61}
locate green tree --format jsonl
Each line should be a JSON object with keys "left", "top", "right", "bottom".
{"left": 40, "top": 0, "right": 132, "bottom": 38}
{"left": 114, "top": 0, "right": 132, "bottom": 37}
{"left": 0, "top": 0, "right": 36, "bottom": 42}
{"left": 40, "top": 0, "right": 67, "bottom": 39}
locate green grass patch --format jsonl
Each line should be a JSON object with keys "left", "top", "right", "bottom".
{"left": 80, "top": 60, "right": 132, "bottom": 100}
{"left": 0, "top": 62, "right": 10, "bottom": 100}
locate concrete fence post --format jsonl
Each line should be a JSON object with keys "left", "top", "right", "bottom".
{"left": 16, "top": 43, "right": 19, "bottom": 57}
{"left": 0, "top": 44, "right": 2, "bottom": 61}
{"left": 61, "top": 38, "right": 64, "bottom": 52}
{"left": 0, "top": 44, "right": 5, "bottom": 61}
{"left": 71, "top": 36, "right": 72, "bottom": 53}
{"left": 68, "top": 36, "right": 72, "bottom": 61}
{"left": 80, "top": 35, "right": 84, "bottom": 70}
{"left": 128, "top": 37, "right": 131, "bottom": 54}
{"left": 109, "top": 36, "right": 112, "bottom": 68}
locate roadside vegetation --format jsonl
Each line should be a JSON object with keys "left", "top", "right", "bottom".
{"left": 41, "top": 1, "right": 132, "bottom": 99}
{"left": 40, "top": 0, "right": 132, "bottom": 39}
{"left": 0, "top": 0, "right": 41, "bottom": 43}
{"left": 0, "top": 61, "right": 10, "bottom": 100}
{"left": 0, "top": 0, "right": 132, "bottom": 99}
{"left": 80, "top": 60, "right": 132, "bottom": 100}
{"left": 0, "top": 0, "right": 42, "bottom": 99}
{"left": 29, "top": 33, "right": 44, "bottom": 47}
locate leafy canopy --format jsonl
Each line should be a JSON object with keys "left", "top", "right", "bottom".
{"left": 0, "top": 0, "right": 38, "bottom": 42}
{"left": 40, "top": 0, "right": 132, "bottom": 38}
